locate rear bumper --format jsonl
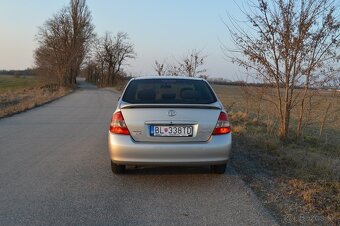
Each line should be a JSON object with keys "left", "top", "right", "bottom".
{"left": 108, "top": 133, "right": 232, "bottom": 166}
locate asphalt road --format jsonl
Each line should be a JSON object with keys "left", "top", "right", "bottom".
{"left": 0, "top": 81, "right": 277, "bottom": 225}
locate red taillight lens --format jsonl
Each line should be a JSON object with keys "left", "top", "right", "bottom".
{"left": 212, "top": 112, "right": 231, "bottom": 135}
{"left": 109, "top": 111, "right": 130, "bottom": 135}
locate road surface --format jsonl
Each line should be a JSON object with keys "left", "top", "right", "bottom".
{"left": 0, "top": 81, "right": 277, "bottom": 225}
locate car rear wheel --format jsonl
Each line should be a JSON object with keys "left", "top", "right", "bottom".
{"left": 111, "top": 161, "right": 126, "bottom": 174}
{"left": 211, "top": 163, "right": 227, "bottom": 174}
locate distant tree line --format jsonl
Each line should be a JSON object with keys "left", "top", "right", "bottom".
{"left": 0, "top": 69, "right": 35, "bottom": 76}
{"left": 154, "top": 49, "right": 207, "bottom": 77}
{"left": 209, "top": 79, "right": 339, "bottom": 91}
{"left": 34, "top": 0, "right": 136, "bottom": 87}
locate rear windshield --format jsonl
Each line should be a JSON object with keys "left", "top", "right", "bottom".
{"left": 122, "top": 79, "right": 217, "bottom": 104}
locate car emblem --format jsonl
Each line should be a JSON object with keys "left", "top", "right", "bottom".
{"left": 168, "top": 110, "right": 176, "bottom": 117}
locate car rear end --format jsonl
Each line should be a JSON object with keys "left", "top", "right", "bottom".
{"left": 108, "top": 77, "right": 231, "bottom": 173}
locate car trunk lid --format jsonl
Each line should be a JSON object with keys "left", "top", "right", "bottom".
{"left": 120, "top": 103, "right": 221, "bottom": 142}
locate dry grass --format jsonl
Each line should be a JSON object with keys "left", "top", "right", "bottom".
{"left": 287, "top": 179, "right": 340, "bottom": 223}
{"left": 227, "top": 110, "right": 340, "bottom": 225}
{"left": 0, "top": 76, "right": 72, "bottom": 118}
{"left": 214, "top": 84, "right": 340, "bottom": 143}
{"left": 213, "top": 84, "right": 340, "bottom": 225}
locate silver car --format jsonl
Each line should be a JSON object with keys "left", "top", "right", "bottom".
{"left": 108, "top": 76, "right": 231, "bottom": 174}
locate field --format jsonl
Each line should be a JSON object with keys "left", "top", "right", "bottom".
{"left": 0, "top": 75, "right": 38, "bottom": 92}
{"left": 213, "top": 84, "right": 340, "bottom": 225}
{"left": 0, "top": 75, "right": 71, "bottom": 118}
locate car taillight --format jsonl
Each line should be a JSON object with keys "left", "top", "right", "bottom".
{"left": 212, "top": 112, "right": 231, "bottom": 135}
{"left": 109, "top": 111, "right": 130, "bottom": 135}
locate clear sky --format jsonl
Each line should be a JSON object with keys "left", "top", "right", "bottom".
{"left": 0, "top": 0, "right": 246, "bottom": 80}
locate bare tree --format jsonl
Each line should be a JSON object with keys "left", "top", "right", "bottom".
{"left": 165, "top": 64, "right": 181, "bottom": 76}
{"left": 226, "top": 0, "right": 339, "bottom": 140}
{"left": 34, "top": 0, "right": 95, "bottom": 86}
{"left": 86, "top": 32, "right": 135, "bottom": 87}
{"left": 179, "top": 49, "right": 207, "bottom": 77}
{"left": 114, "top": 32, "right": 136, "bottom": 75}
{"left": 154, "top": 49, "right": 207, "bottom": 77}
{"left": 154, "top": 60, "right": 166, "bottom": 76}
{"left": 68, "top": 0, "right": 95, "bottom": 84}
{"left": 35, "top": 8, "right": 72, "bottom": 85}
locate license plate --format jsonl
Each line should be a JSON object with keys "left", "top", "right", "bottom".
{"left": 150, "top": 125, "right": 193, "bottom": 137}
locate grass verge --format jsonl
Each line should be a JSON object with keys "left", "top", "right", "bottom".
{"left": 0, "top": 76, "right": 72, "bottom": 118}
{"left": 228, "top": 111, "right": 339, "bottom": 225}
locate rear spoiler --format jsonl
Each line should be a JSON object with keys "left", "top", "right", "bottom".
{"left": 120, "top": 103, "right": 222, "bottom": 110}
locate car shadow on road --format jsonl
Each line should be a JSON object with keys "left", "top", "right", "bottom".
{"left": 120, "top": 165, "right": 237, "bottom": 176}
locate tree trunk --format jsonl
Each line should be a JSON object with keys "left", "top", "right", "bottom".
{"left": 278, "top": 85, "right": 291, "bottom": 141}
{"left": 319, "top": 102, "right": 332, "bottom": 140}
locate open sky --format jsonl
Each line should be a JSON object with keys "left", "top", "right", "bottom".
{"left": 0, "top": 0, "right": 246, "bottom": 80}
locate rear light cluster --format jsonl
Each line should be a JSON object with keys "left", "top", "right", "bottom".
{"left": 109, "top": 111, "right": 130, "bottom": 135}
{"left": 212, "top": 112, "right": 231, "bottom": 135}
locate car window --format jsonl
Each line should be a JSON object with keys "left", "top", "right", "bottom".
{"left": 122, "top": 79, "right": 217, "bottom": 104}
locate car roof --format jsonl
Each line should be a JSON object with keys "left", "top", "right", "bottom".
{"left": 132, "top": 76, "right": 205, "bottom": 81}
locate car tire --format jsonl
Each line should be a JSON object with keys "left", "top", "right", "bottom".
{"left": 211, "top": 163, "right": 227, "bottom": 174}
{"left": 111, "top": 161, "right": 125, "bottom": 174}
